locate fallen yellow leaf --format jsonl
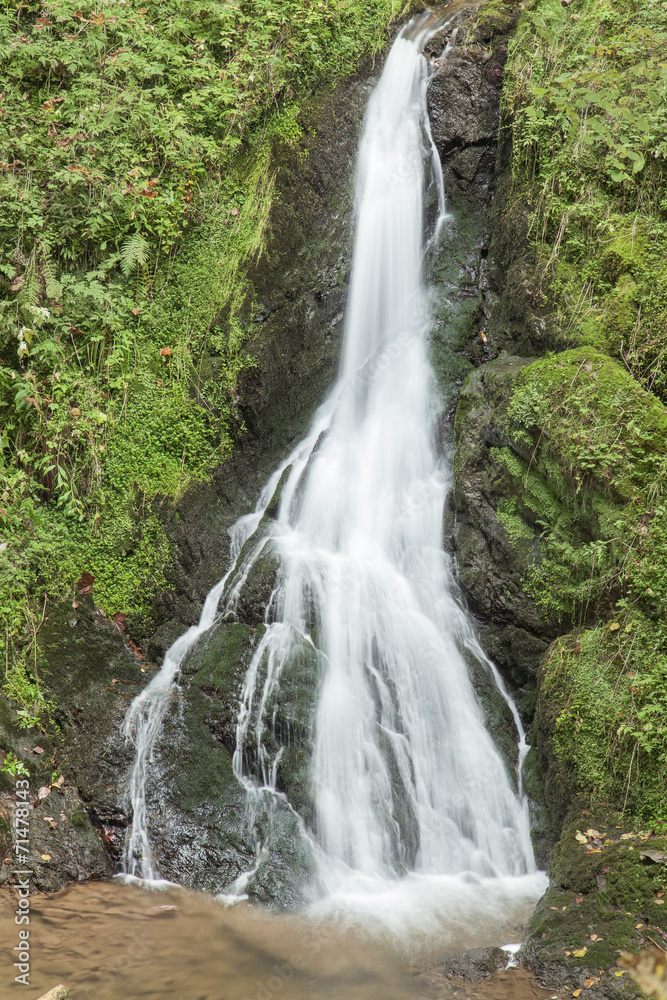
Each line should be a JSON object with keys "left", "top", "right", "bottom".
{"left": 40, "top": 853, "right": 51, "bottom": 861}
{"left": 573, "top": 990, "right": 582, "bottom": 997}
{"left": 575, "top": 831, "right": 588, "bottom": 844}
{"left": 573, "top": 948, "right": 588, "bottom": 958}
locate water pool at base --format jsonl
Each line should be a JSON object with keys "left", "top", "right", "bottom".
{"left": 0, "top": 881, "right": 565, "bottom": 1000}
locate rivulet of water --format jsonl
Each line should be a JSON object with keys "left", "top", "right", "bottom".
{"left": 120, "top": 9, "right": 547, "bottom": 943}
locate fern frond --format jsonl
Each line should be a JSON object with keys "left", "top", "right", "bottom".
{"left": 17, "top": 248, "right": 40, "bottom": 313}
{"left": 40, "top": 243, "right": 62, "bottom": 302}
{"left": 120, "top": 234, "right": 150, "bottom": 277}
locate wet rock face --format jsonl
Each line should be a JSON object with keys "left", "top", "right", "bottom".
{"left": 428, "top": 45, "right": 504, "bottom": 203}
{"left": 445, "top": 355, "right": 558, "bottom": 705}
{"left": 139, "top": 580, "right": 320, "bottom": 903}
{"left": 425, "top": 4, "right": 527, "bottom": 397}
{"left": 0, "top": 597, "right": 142, "bottom": 890}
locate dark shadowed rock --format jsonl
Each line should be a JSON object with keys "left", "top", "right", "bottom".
{"left": 439, "top": 946, "right": 509, "bottom": 979}
{"left": 0, "top": 597, "right": 143, "bottom": 889}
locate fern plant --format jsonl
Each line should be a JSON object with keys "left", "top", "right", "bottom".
{"left": 120, "top": 234, "right": 151, "bottom": 278}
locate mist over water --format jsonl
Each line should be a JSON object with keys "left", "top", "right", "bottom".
{"left": 121, "top": 12, "right": 547, "bottom": 947}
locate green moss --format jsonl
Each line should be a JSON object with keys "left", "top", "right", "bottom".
{"left": 71, "top": 807, "right": 90, "bottom": 830}
{"left": 534, "top": 619, "right": 667, "bottom": 829}
{"left": 524, "top": 807, "right": 666, "bottom": 992}
{"left": 492, "top": 347, "right": 667, "bottom": 621}
{"left": 190, "top": 622, "right": 260, "bottom": 704}
{"left": 277, "top": 745, "right": 314, "bottom": 826}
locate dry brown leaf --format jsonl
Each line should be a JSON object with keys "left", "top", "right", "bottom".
{"left": 76, "top": 571, "right": 94, "bottom": 594}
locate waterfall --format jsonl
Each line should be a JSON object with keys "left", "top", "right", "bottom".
{"left": 121, "top": 12, "right": 546, "bottom": 927}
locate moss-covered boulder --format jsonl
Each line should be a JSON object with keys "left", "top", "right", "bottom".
{"left": 526, "top": 619, "right": 667, "bottom": 850}
{"left": 522, "top": 807, "right": 667, "bottom": 999}
{"left": 451, "top": 346, "right": 667, "bottom": 687}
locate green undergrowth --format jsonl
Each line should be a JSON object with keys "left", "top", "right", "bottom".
{"left": 539, "top": 620, "right": 667, "bottom": 827}
{"left": 503, "top": 0, "right": 667, "bottom": 396}
{"left": 0, "top": 0, "right": 413, "bottom": 722}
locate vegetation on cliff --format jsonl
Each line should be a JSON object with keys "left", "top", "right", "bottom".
{"left": 492, "top": 0, "right": 667, "bottom": 830}
{"left": 0, "top": 0, "right": 412, "bottom": 733}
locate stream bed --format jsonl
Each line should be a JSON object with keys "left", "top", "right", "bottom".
{"left": 0, "top": 882, "right": 564, "bottom": 1000}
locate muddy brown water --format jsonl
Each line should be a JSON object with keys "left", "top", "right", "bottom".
{"left": 0, "top": 882, "right": 566, "bottom": 1000}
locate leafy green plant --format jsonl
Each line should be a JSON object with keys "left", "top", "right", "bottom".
{"left": 1, "top": 752, "right": 29, "bottom": 778}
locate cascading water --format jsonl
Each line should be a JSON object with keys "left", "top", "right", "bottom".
{"left": 121, "top": 10, "right": 547, "bottom": 939}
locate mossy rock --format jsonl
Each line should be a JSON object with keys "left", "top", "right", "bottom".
{"left": 276, "top": 745, "right": 314, "bottom": 827}
{"left": 528, "top": 615, "right": 667, "bottom": 837}
{"left": 225, "top": 537, "right": 282, "bottom": 627}
{"left": 522, "top": 806, "right": 667, "bottom": 999}
{"left": 452, "top": 346, "right": 667, "bottom": 640}
{"left": 450, "top": 353, "right": 554, "bottom": 663}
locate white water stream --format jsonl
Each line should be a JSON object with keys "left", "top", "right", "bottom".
{"left": 122, "top": 12, "right": 547, "bottom": 942}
